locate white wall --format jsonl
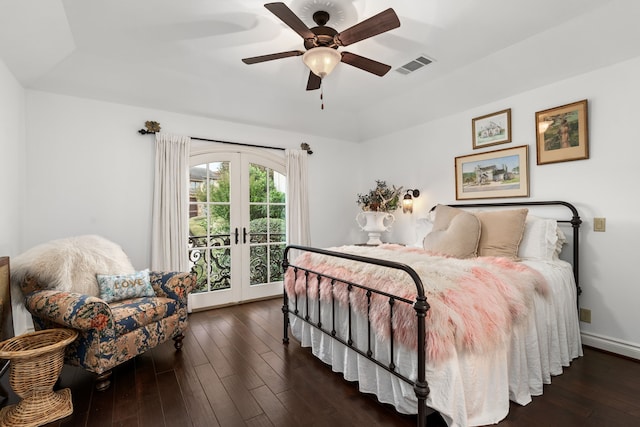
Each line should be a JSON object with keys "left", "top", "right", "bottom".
{"left": 360, "top": 56, "right": 640, "bottom": 358}
{"left": 0, "top": 58, "right": 25, "bottom": 256}
{"left": 0, "top": 59, "right": 28, "bottom": 335}
{"left": 23, "top": 91, "right": 361, "bottom": 268}
{"left": 0, "top": 59, "right": 25, "bottom": 256}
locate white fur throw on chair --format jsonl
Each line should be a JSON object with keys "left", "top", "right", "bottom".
{"left": 11, "top": 235, "right": 135, "bottom": 297}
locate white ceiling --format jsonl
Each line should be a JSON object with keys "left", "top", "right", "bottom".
{"left": 2, "top": 0, "right": 640, "bottom": 142}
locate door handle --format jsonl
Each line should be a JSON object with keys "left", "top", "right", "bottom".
{"left": 243, "top": 227, "right": 248, "bottom": 244}
{"left": 234, "top": 227, "right": 239, "bottom": 244}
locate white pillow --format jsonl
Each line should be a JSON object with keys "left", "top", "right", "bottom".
{"left": 410, "top": 214, "right": 435, "bottom": 248}
{"left": 554, "top": 227, "right": 567, "bottom": 259}
{"left": 518, "top": 215, "right": 559, "bottom": 260}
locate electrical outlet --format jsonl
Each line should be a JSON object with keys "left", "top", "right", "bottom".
{"left": 579, "top": 308, "right": 591, "bottom": 323}
{"left": 594, "top": 217, "right": 606, "bottom": 232}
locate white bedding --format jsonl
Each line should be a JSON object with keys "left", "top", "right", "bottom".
{"left": 287, "top": 254, "right": 582, "bottom": 427}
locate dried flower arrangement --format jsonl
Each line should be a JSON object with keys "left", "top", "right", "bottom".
{"left": 356, "top": 180, "right": 403, "bottom": 212}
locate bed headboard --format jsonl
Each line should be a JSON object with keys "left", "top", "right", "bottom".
{"left": 435, "top": 201, "right": 582, "bottom": 297}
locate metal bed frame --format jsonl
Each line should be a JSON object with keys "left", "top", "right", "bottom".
{"left": 282, "top": 201, "right": 581, "bottom": 427}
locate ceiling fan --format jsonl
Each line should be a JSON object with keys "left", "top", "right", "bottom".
{"left": 242, "top": 2, "right": 401, "bottom": 91}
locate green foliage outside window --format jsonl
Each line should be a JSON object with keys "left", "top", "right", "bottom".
{"left": 188, "top": 162, "right": 286, "bottom": 287}
{"left": 190, "top": 163, "right": 285, "bottom": 236}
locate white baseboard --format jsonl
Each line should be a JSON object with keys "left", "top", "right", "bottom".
{"left": 581, "top": 332, "right": 640, "bottom": 360}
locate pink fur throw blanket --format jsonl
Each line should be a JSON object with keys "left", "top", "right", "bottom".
{"left": 284, "top": 244, "right": 549, "bottom": 365}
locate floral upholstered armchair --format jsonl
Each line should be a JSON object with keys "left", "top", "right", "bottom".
{"left": 11, "top": 235, "right": 195, "bottom": 391}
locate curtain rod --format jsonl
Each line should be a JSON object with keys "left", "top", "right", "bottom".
{"left": 138, "top": 121, "right": 313, "bottom": 154}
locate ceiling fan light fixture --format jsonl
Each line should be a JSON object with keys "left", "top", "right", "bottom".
{"left": 302, "top": 47, "right": 341, "bottom": 78}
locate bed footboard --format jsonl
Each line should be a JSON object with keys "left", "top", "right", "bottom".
{"left": 282, "top": 245, "right": 430, "bottom": 427}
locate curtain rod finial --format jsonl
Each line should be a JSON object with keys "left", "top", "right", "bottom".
{"left": 300, "top": 142, "right": 313, "bottom": 155}
{"left": 139, "top": 120, "right": 161, "bottom": 135}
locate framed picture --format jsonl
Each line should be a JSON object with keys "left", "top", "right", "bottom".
{"left": 535, "top": 99, "right": 589, "bottom": 165}
{"left": 472, "top": 108, "right": 511, "bottom": 149}
{"left": 455, "top": 145, "right": 529, "bottom": 200}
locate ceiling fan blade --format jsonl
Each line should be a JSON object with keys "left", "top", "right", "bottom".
{"left": 341, "top": 52, "right": 392, "bottom": 76}
{"left": 242, "top": 50, "right": 304, "bottom": 64}
{"left": 265, "top": 2, "right": 316, "bottom": 40}
{"left": 335, "top": 8, "right": 400, "bottom": 47}
{"left": 306, "top": 71, "right": 321, "bottom": 91}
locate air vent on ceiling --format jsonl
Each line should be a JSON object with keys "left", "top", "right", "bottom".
{"left": 396, "top": 55, "right": 434, "bottom": 75}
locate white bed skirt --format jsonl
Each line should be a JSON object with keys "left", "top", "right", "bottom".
{"left": 287, "top": 259, "right": 582, "bottom": 427}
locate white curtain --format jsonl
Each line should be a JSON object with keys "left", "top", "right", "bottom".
{"left": 151, "top": 133, "right": 191, "bottom": 271}
{"left": 285, "top": 149, "right": 311, "bottom": 247}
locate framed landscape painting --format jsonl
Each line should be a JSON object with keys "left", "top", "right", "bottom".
{"left": 472, "top": 108, "right": 511, "bottom": 149}
{"left": 455, "top": 145, "right": 529, "bottom": 200}
{"left": 535, "top": 99, "right": 589, "bottom": 165}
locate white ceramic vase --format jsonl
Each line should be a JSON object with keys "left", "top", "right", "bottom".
{"left": 355, "top": 211, "right": 395, "bottom": 245}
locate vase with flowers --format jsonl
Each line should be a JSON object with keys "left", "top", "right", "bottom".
{"left": 355, "top": 180, "right": 403, "bottom": 245}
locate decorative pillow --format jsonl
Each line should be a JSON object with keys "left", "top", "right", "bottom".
{"left": 518, "top": 215, "right": 559, "bottom": 260}
{"left": 410, "top": 214, "right": 435, "bottom": 248}
{"left": 555, "top": 227, "right": 567, "bottom": 259}
{"left": 423, "top": 205, "right": 481, "bottom": 258}
{"left": 475, "top": 208, "right": 528, "bottom": 259}
{"left": 97, "top": 269, "right": 155, "bottom": 303}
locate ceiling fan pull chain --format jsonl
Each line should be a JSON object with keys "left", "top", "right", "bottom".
{"left": 320, "top": 80, "right": 324, "bottom": 110}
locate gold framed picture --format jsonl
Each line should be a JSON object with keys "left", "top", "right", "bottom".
{"left": 455, "top": 145, "right": 529, "bottom": 200}
{"left": 535, "top": 99, "right": 589, "bottom": 165}
{"left": 472, "top": 108, "right": 512, "bottom": 149}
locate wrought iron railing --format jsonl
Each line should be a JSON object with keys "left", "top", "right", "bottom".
{"left": 188, "top": 232, "right": 286, "bottom": 292}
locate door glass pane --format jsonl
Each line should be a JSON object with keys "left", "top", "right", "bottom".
{"left": 271, "top": 170, "right": 286, "bottom": 203}
{"left": 269, "top": 243, "right": 286, "bottom": 282}
{"left": 189, "top": 162, "right": 232, "bottom": 292}
{"left": 188, "top": 236, "right": 208, "bottom": 293}
{"left": 207, "top": 247, "right": 231, "bottom": 290}
{"left": 250, "top": 164, "right": 267, "bottom": 203}
{"left": 269, "top": 205, "right": 286, "bottom": 243}
{"left": 249, "top": 245, "right": 268, "bottom": 286}
{"left": 248, "top": 163, "right": 286, "bottom": 286}
{"left": 249, "top": 208, "right": 267, "bottom": 244}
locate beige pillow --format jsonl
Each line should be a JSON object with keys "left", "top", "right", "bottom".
{"left": 423, "top": 205, "right": 480, "bottom": 258}
{"left": 475, "top": 208, "right": 528, "bottom": 259}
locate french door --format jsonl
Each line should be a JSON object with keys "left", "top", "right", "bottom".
{"left": 187, "top": 151, "right": 286, "bottom": 311}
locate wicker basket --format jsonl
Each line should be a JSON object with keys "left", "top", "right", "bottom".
{"left": 0, "top": 328, "right": 78, "bottom": 427}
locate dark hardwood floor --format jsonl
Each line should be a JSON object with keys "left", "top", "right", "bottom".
{"left": 2, "top": 298, "right": 639, "bottom": 426}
